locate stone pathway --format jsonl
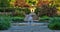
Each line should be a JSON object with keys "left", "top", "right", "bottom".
{"left": 0, "top": 23, "right": 60, "bottom": 32}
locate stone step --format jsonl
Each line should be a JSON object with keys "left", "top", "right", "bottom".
{"left": 9, "top": 26, "right": 48, "bottom": 32}
{"left": 11, "top": 23, "right": 48, "bottom": 26}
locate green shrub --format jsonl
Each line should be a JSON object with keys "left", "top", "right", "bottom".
{"left": 0, "top": 17, "right": 11, "bottom": 30}
{"left": 12, "top": 17, "right": 24, "bottom": 23}
{"left": 0, "top": 9, "right": 4, "bottom": 12}
{"left": 35, "top": 7, "right": 40, "bottom": 14}
{"left": 48, "top": 18, "right": 60, "bottom": 30}
{"left": 39, "top": 16, "right": 50, "bottom": 22}
{"left": 55, "top": 14, "right": 60, "bottom": 17}
{"left": 12, "top": 8, "right": 30, "bottom": 17}
{"left": 24, "top": 8, "right": 30, "bottom": 14}
{"left": 5, "top": 8, "right": 15, "bottom": 12}
{"left": 0, "top": 8, "right": 15, "bottom": 12}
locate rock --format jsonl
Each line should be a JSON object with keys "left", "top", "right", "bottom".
{"left": 29, "top": 12, "right": 39, "bottom": 21}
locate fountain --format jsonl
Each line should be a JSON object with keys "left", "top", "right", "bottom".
{"left": 26, "top": 5, "right": 39, "bottom": 26}
{"left": 24, "top": 1, "right": 39, "bottom": 25}
{"left": 29, "top": 7, "right": 35, "bottom": 22}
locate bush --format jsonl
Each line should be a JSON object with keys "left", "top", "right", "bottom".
{"left": 12, "top": 8, "right": 30, "bottom": 17}
{"left": 39, "top": 18, "right": 49, "bottom": 23}
{"left": 0, "top": 9, "right": 4, "bottom": 12}
{"left": 55, "top": 14, "right": 60, "bottom": 17}
{"left": 35, "top": 4, "right": 57, "bottom": 17}
{"left": 35, "top": 7, "right": 40, "bottom": 14}
{"left": 12, "top": 17, "right": 24, "bottom": 23}
{"left": 0, "top": 17, "right": 11, "bottom": 30}
{"left": 5, "top": 8, "right": 15, "bottom": 12}
{"left": 48, "top": 18, "right": 60, "bottom": 30}
{"left": 39, "top": 16, "right": 50, "bottom": 22}
{"left": 0, "top": 8, "right": 15, "bottom": 12}
{"left": 24, "top": 8, "right": 30, "bottom": 14}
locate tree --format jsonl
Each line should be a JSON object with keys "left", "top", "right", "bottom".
{"left": 35, "top": 0, "right": 58, "bottom": 17}
{"left": 10, "top": 0, "right": 16, "bottom": 7}
{"left": 26, "top": 0, "right": 38, "bottom": 6}
{"left": 0, "top": 0, "right": 10, "bottom": 7}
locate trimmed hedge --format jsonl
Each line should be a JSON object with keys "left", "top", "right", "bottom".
{"left": 39, "top": 16, "right": 50, "bottom": 23}
{"left": 12, "top": 17, "right": 24, "bottom": 23}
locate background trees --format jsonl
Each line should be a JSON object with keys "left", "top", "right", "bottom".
{"left": 0, "top": 0, "right": 60, "bottom": 17}
{"left": 26, "top": 0, "right": 38, "bottom": 6}
{"left": 0, "top": 0, "right": 10, "bottom": 7}
{"left": 35, "top": 0, "right": 59, "bottom": 17}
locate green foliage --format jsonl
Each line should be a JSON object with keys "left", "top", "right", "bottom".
{"left": 0, "top": 7, "right": 30, "bottom": 17}
{"left": 54, "top": 0, "right": 60, "bottom": 6}
{"left": 39, "top": 16, "right": 50, "bottom": 23}
{"left": 10, "top": 0, "right": 15, "bottom": 2}
{"left": 12, "top": 17, "right": 24, "bottom": 23}
{"left": 48, "top": 18, "right": 60, "bottom": 30}
{"left": 0, "top": 17, "right": 11, "bottom": 30}
{"left": 26, "top": 0, "right": 38, "bottom": 5}
{"left": 11, "top": 8, "right": 30, "bottom": 17}
{"left": 24, "top": 8, "right": 30, "bottom": 14}
{"left": 0, "top": 0, "right": 10, "bottom": 7}
{"left": 35, "top": 7, "right": 40, "bottom": 14}
{"left": 0, "top": 8, "right": 15, "bottom": 12}
{"left": 9, "top": 0, "right": 15, "bottom": 7}
{"left": 0, "top": 8, "right": 4, "bottom": 12}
